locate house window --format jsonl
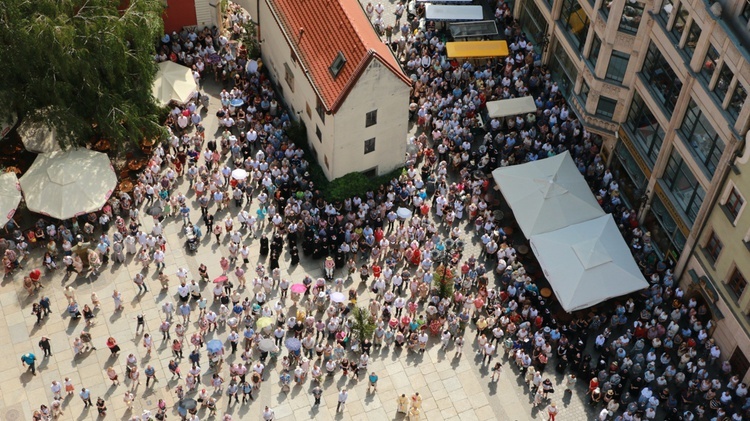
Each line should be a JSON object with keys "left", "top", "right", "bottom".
{"left": 315, "top": 125, "right": 322, "bottom": 142}
{"left": 679, "top": 99, "right": 724, "bottom": 178}
{"left": 700, "top": 45, "right": 719, "bottom": 85}
{"left": 626, "top": 91, "right": 664, "bottom": 166}
{"left": 670, "top": 4, "right": 688, "bottom": 43}
{"left": 728, "top": 268, "right": 748, "bottom": 300}
{"left": 641, "top": 42, "right": 682, "bottom": 118}
{"left": 560, "top": 0, "right": 590, "bottom": 52}
{"left": 587, "top": 34, "right": 601, "bottom": 70}
{"left": 306, "top": 103, "right": 311, "bottom": 118}
{"left": 618, "top": 1, "right": 644, "bottom": 34}
{"left": 606, "top": 50, "right": 630, "bottom": 83}
{"left": 683, "top": 20, "right": 701, "bottom": 57}
{"left": 723, "top": 187, "right": 744, "bottom": 221}
{"left": 662, "top": 149, "right": 705, "bottom": 224}
{"left": 729, "top": 82, "right": 748, "bottom": 120}
{"left": 579, "top": 80, "right": 590, "bottom": 104}
{"left": 595, "top": 96, "right": 617, "bottom": 119}
{"left": 365, "top": 110, "right": 378, "bottom": 127}
{"left": 713, "top": 63, "right": 735, "bottom": 104}
{"left": 283, "top": 63, "right": 294, "bottom": 92}
{"left": 364, "top": 138, "right": 376, "bottom": 154}
{"left": 324, "top": 155, "right": 329, "bottom": 169}
{"left": 329, "top": 52, "right": 347, "bottom": 78}
{"left": 316, "top": 98, "right": 325, "bottom": 123}
{"left": 742, "top": 0, "right": 750, "bottom": 23}
{"left": 704, "top": 231, "right": 723, "bottom": 263}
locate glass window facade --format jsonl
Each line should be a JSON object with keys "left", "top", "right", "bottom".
{"left": 588, "top": 34, "right": 601, "bottom": 70}
{"left": 549, "top": 42, "right": 578, "bottom": 98}
{"left": 644, "top": 194, "right": 687, "bottom": 258}
{"left": 662, "top": 148, "right": 705, "bottom": 224}
{"left": 641, "top": 42, "right": 682, "bottom": 118}
{"left": 626, "top": 91, "right": 664, "bottom": 166}
{"left": 606, "top": 50, "right": 630, "bottom": 83}
{"left": 596, "top": 96, "right": 617, "bottom": 119}
{"left": 520, "top": 0, "right": 546, "bottom": 42}
{"left": 657, "top": 0, "right": 674, "bottom": 26}
{"left": 700, "top": 45, "right": 719, "bottom": 85}
{"left": 684, "top": 20, "right": 701, "bottom": 57}
{"left": 579, "top": 79, "right": 590, "bottom": 104}
{"left": 619, "top": 1, "right": 644, "bottom": 34}
{"left": 612, "top": 141, "right": 647, "bottom": 206}
{"left": 679, "top": 99, "right": 724, "bottom": 177}
{"left": 714, "top": 63, "right": 734, "bottom": 104}
{"left": 670, "top": 4, "right": 688, "bottom": 43}
{"left": 560, "top": 0, "right": 590, "bottom": 52}
{"left": 729, "top": 82, "right": 747, "bottom": 120}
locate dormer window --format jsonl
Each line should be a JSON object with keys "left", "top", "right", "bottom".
{"left": 329, "top": 52, "right": 346, "bottom": 78}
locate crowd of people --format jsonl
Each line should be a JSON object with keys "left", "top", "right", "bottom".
{"left": 5, "top": 1, "right": 750, "bottom": 420}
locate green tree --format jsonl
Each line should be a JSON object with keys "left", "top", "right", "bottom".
{"left": 432, "top": 263, "right": 455, "bottom": 300}
{"left": 0, "top": 0, "right": 167, "bottom": 150}
{"left": 350, "top": 306, "right": 376, "bottom": 348}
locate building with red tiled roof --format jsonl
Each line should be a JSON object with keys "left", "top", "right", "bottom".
{"left": 258, "top": 0, "right": 412, "bottom": 180}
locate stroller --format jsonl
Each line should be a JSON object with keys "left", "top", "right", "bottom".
{"left": 185, "top": 225, "right": 199, "bottom": 252}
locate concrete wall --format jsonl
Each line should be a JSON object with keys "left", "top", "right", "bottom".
{"left": 331, "top": 59, "right": 410, "bottom": 179}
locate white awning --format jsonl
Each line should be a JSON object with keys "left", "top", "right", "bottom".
{"left": 485, "top": 96, "right": 537, "bottom": 119}
{"left": 424, "top": 4, "right": 483, "bottom": 21}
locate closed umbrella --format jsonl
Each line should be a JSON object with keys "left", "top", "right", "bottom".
{"left": 290, "top": 283, "right": 307, "bottom": 294}
{"left": 258, "top": 338, "right": 275, "bottom": 352}
{"left": 19, "top": 149, "right": 117, "bottom": 220}
{"left": 329, "top": 292, "right": 346, "bottom": 303}
{"left": 0, "top": 172, "right": 21, "bottom": 228}
{"left": 285, "top": 337, "right": 301, "bottom": 351}
{"left": 152, "top": 61, "right": 198, "bottom": 106}
{"left": 256, "top": 317, "right": 273, "bottom": 330}
{"left": 206, "top": 339, "right": 223, "bottom": 353}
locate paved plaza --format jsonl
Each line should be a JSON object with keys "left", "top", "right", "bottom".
{"left": 0, "top": 4, "right": 605, "bottom": 418}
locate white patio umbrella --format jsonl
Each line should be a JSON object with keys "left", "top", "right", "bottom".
{"left": 17, "top": 120, "right": 62, "bottom": 154}
{"left": 492, "top": 151, "right": 604, "bottom": 237}
{"left": 0, "top": 172, "right": 22, "bottom": 228}
{"left": 529, "top": 214, "right": 649, "bottom": 312}
{"left": 152, "top": 61, "right": 198, "bottom": 106}
{"left": 20, "top": 149, "right": 117, "bottom": 220}
{"left": 231, "top": 168, "right": 249, "bottom": 180}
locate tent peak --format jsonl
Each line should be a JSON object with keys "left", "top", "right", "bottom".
{"left": 572, "top": 238, "right": 612, "bottom": 269}
{"left": 535, "top": 176, "right": 569, "bottom": 199}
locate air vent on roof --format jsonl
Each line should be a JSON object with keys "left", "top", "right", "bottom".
{"left": 329, "top": 51, "right": 347, "bottom": 78}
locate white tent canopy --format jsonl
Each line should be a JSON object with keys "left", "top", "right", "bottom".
{"left": 20, "top": 149, "right": 117, "bottom": 220}
{"left": 424, "top": 4, "right": 483, "bottom": 21}
{"left": 486, "top": 96, "right": 537, "bottom": 119}
{"left": 152, "top": 61, "right": 198, "bottom": 106}
{"left": 17, "top": 120, "right": 62, "bottom": 154}
{"left": 492, "top": 151, "right": 604, "bottom": 237}
{"left": 0, "top": 172, "right": 21, "bottom": 228}
{"left": 530, "top": 215, "right": 649, "bottom": 312}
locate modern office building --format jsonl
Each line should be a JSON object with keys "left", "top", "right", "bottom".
{"left": 514, "top": 0, "right": 750, "bottom": 379}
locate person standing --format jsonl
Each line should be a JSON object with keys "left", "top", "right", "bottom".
{"left": 38, "top": 336, "right": 52, "bottom": 357}
{"left": 311, "top": 385, "right": 323, "bottom": 406}
{"left": 547, "top": 402, "right": 559, "bottom": 421}
{"left": 145, "top": 365, "right": 158, "bottom": 387}
{"left": 262, "top": 406, "right": 275, "bottom": 420}
{"left": 79, "top": 387, "right": 93, "bottom": 408}
{"left": 397, "top": 394, "right": 409, "bottom": 414}
{"left": 21, "top": 352, "right": 37, "bottom": 375}
{"left": 336, "top": 388, "right": 348, "bottom": 412}
{"left": 368, "top": 372, "right": 379, "bottom": 392}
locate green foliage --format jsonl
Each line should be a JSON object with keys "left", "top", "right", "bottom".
{"left": 432, "top": 264, "right": 455, "bottom": 300}
{"left": 325, "top": 166, "right": 404, "bottom": 202}
{"left": 0, "top": 0, "right": 167, "bottom": 150}
{"left": 350, "top": 306, "right": 376, "bottom": 346}
{"left": 241, "top": 20, "right": 261, "bottom": 59}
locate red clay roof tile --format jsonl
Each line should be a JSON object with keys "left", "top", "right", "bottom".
{"left": 266, "top": 0, "right": 411, "bottom": 113}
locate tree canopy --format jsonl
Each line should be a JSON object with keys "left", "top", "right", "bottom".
{"left": 0, "top": 0, "right": 167, "bottom": 149}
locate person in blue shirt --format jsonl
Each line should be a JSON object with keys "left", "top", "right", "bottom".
{"left": 368, "top": 372, "right": 379, "bottom": 392}
{"left": 21, "top": 352, "right": 36, "bottom": 375}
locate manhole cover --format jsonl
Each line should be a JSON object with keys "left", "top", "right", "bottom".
{"left": 5, "top": 409, "right": 21, "bottom": 420}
